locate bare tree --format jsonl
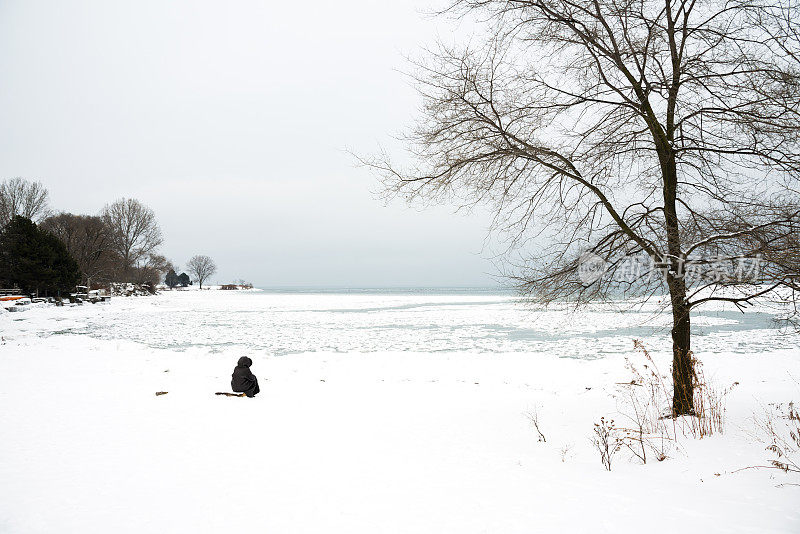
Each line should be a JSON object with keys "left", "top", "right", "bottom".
{"left": 101, "top": 198, "right": 163, "bottom": 281}
{"left": 366, "top": 0, "right": 800, "bottom": 414}
{"left": 186, "top": 255, "right": 217, "bottom": 289}
{"left": 130, "top": 254, "right": 173, "bottom": 292}
{"left": 42, "top": 213, "right": 114, "bottom": 287}
{"left": 0, "top": 178, "right": 50, "bottom": 227}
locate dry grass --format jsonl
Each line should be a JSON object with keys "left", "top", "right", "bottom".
{"left": 753, "top": 399, "right": 800, "bottom": 482}
{"left": 608, "top": 341, "right": 737, "bottom": 468}
{"left": 686, "top": 359, "right": 738, "bottom": 438}
{"left": 524, "top": 408, "right": 547, "bottom": 443}
{"left": 559, "top": 443, "right": 573, "bottom": 463}
{"left": 615, "top": 341, "right": 678, "bottom": 463}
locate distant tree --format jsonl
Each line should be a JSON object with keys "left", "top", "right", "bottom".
{"left": 130, "top": 254, "right": 172, "bottom": 293}
{"left": 165, "top": 269, "right": 179, "bottom": 289}
{"left": 41, "top": 213, "right": 113, "bottom": 287}
{"left": 101, "top": 198, "right": 162, "bottom": 281}
{"left": 144, "top": 254, "right": 171, "bottom": 274}
{"left": 0, "top": 178, "right": 50, "bottom": 228}
{"left": 0, "top": 216, "right": 80, "bottom": 296}
{"left": 186, "top": 255, "right": 217, "bottom": 289}
{"left": 178, "top": 272, "right": 191, "bottom": 287}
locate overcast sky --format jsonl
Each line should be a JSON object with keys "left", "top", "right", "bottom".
{"left": 0, "top": 0, "right": 500, "bottom": 287}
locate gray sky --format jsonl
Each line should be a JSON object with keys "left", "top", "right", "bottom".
{"left": 0, "top": 0, "right": 499, "bottom": 287}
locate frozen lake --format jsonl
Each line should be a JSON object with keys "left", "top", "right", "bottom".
{"left": 8, "top": 289, "right": 794, "bottom": 358}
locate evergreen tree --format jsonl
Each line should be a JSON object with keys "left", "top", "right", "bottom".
{"left": 0, "top": 216, "right": 81, "bottom": 296}
{"left": 177, "top": 272, "right": 190, "bottom": 287}
{"left": 164, "top": 269, "right": 179, "bottom": 289}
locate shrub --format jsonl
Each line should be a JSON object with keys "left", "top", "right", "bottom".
{"left": 592, "top": 417, "right": 622, "bottom": 471}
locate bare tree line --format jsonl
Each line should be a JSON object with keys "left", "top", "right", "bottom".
{"left": 1, "top": 178, "right": 167, "bottom": 289}
{"left": 1, "top": 178, "right": 223, "bottom": 291}
{"left": 364, "top": 0, "right": 800, "bottom": 414}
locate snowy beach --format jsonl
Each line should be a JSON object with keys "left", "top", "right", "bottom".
{"left": 1, "top": 290, "right": 799, "bottom": 533}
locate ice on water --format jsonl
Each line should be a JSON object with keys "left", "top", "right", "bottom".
{"left": 7, "top": 289, "right": 791, "bottom": 357}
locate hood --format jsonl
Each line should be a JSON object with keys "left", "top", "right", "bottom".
{"left": 237, "top": 356, "right": 253, "bottom": 368}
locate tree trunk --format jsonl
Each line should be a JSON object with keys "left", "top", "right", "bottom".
{"left": 670, "top": 289, "right": 693, "bottom": 415}
{"left": 658, "top": 145, "right": 695, "bottom": 416}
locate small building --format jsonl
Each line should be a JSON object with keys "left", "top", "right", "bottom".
{"left": 220, "top": 284, "right": 239, "bottom": 290}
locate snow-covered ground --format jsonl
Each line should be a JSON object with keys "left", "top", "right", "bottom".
{"left": 1, "top": 290, "right": 798, "bottom": 533}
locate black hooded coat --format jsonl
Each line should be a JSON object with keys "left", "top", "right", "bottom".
{"left": 231, "top": 356, "right": 260, "bottom": 397}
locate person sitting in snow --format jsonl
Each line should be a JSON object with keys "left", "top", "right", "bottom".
{"left": 231, "top": 356, "right": 260, "bottom": 398}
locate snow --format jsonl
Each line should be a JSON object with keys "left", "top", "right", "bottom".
{"left": 0, "top": 290, "right": 798, "bottom": 533}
